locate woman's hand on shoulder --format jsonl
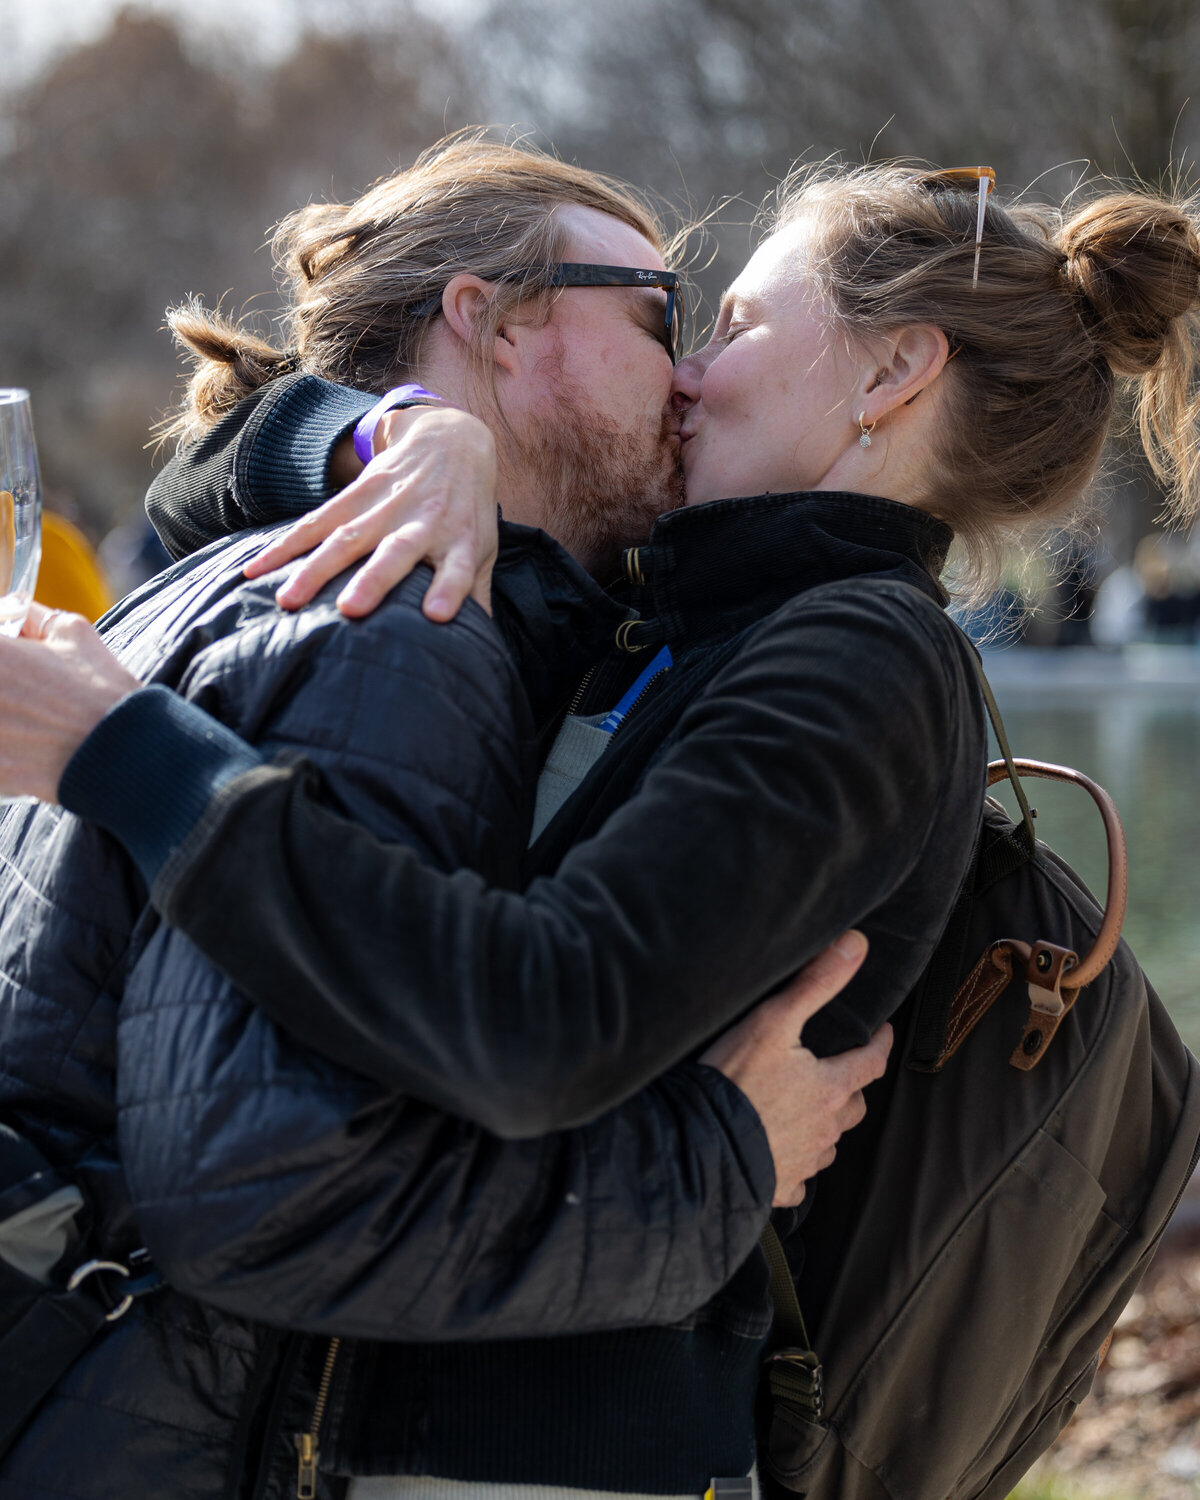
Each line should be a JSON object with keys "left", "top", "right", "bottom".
{"left": 699, "top": 932, "right": 892, "bottom": 1207}
{"left": 245, "top": 405, "right": 499, "bottom": 623}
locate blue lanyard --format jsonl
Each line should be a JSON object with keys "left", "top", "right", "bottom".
{"left": 596, "top": 646, "right": 673, "bottom": 734}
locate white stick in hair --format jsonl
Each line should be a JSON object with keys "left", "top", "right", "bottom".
{"left": 972, "top": 171, "right": 989, "bottom": 288}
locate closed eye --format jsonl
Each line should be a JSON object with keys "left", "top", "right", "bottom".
{"left": 629, "top": 291, "right": 673, "bottom": 356}
{"left": 712, "top": 291, "right": 752, "bottom": 345}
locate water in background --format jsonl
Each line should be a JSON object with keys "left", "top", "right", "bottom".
{"left": 983, "top": 648, "right": 1200, "bottom": 1052}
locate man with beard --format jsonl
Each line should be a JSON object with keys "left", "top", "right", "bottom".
{"left": 0, "top": 135, "right": 884, "bottom": 1499}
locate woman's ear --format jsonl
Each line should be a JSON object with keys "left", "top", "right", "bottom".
{"left": 860, "top": 324, "right": 950, "bottom": 420}
{"left": 439, "top": 275, "right": 520, "bottom": 375}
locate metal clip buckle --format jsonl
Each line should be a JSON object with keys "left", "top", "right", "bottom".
{"left": 615, "top": 618, "right": 650, "bottom": 653}
{"left": 67, "top": 1258, "right": 134, "bottom": 1321}
{"left": 768, "top": 1348, "right": 825, "bottom": 1420}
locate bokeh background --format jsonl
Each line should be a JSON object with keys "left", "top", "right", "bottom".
{"left": 2, "top": 7, "right": 1200, "bottom": 1491}
{"left": 3, "top": 0, "right": 1198, "bottom": 543}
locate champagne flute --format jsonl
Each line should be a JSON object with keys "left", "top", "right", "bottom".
{"left": 0, "top": 389, "right": 42, "bottom": 638}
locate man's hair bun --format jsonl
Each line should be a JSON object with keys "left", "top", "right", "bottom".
{"left": 1060, "top": 194, "right": 1200, "bottom": 376}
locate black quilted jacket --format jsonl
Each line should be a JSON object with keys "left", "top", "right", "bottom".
{"left": 0, "top": 505, "right": 775, "bottom": 1498}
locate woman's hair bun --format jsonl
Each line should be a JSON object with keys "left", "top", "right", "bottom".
{"left": 1060, "top": 194, "right": 1200, "bottom": 376}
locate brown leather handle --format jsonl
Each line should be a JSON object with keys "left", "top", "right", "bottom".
{"left": 986, "top": 757, "right": 1128, "bottom": 987}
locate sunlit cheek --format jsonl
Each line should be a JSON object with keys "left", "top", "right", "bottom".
{"left": 631, "top": 351, "right": 674, "bottom": 413}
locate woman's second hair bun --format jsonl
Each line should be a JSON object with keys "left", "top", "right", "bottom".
{"left": 1060, "top": 194, "right": 1200, "bottom": 377}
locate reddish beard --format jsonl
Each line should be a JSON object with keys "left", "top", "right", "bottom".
{"left": 504, "top": 387, "right": 684, "bottom": 579}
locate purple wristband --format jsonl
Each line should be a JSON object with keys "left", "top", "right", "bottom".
{"left": 352, "top": 385, "right": 445, "bottom": 466}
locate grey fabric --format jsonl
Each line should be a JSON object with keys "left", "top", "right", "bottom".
{"left": 347, "top": 1481, "right": 708, "bottom": 1500}
{"left": 0, "top": 1186, "right": 84, "bottom": 1284}
{"left": 346, "top": 1476, "right": 760, "bottom": 1500}
{"left": 529, "top": 713, "right": 610, "bottom": 843}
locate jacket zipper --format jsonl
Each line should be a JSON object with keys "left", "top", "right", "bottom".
{"left": 609, "top": 661, "right": 671, "bottom": 739}
{"left": 294, "top": 1336, "right": 341, "bottom": 1499}
{"left": 566, "top": 635, "right": 669, "bottom": 735}
{"left": 565, "top": 666, "right": 596, "bottom": 718}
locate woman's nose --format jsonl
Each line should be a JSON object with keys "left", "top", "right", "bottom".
{"left": 670, "top": 352, "right": 703, "bottom": 412}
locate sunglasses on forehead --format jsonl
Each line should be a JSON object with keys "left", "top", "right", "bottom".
{"left": 921, "top": 166, "right": 996, "bottom": 287}
{"left": 414, "top": 263, "right": 684, "bottom": 361}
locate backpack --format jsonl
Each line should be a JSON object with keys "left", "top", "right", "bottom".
{"left": 0, "top": 1123, "right": 161, "bottom": 1457}
{"left": 759, "top": 667, "right": 1200, "bottom": 1500}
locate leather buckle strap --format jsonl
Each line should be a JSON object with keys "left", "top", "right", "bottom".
{"left": 936, "top": 758, "right": 1129, "bottom": 1072}
{"left": 983, "top": 759, "right": 1128, "bottom": 990}
{"left": 942, "top": 938, "right": 1080, "bottom": 1072}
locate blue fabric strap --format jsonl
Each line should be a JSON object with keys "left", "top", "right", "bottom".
{"left": 597, "top": 647, "right": 673, "bottom": 734}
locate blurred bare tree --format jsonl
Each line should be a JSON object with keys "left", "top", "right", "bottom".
{"left": 482, "top": 0, "right": 1200, "bottom": 288}
{"left": 479, "top": 0, "right": 1200, "bottom": 556}
{"left": 1, "top": 0, "right": 1196, "bottom": 550}
{"left": 0, "top": 4, "right": 469, "bottom": 531}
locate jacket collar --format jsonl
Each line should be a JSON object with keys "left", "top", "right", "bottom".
{"left": 618, "top": 491, "right": 953, "bottom": 648}
{"left": 491, "top": 520, "right": 628, "bottom": 722}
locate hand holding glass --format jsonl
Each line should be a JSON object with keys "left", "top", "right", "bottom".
{"left": 0, "top": 390, "right": 42, "bottom": 638}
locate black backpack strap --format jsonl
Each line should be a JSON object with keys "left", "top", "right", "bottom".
{"left": 0, "top": 1248, "right": 162, "bottom": 1458}
{"left": 907, "top": 860, "right": 981, "bottom": 1073}
{"left": 972, "top": 658, "right": 1036, "bottom": 855}
{"left": 0, "top": 1123, "right": 163, "bottom": 1459}
{"left": 761, "top": 1222, "right": 825, "bottom": 1424}
{"left": 911, "top": 643, "right": 1129, "bottom": 1075}
{"left": 908, "top": 649, "right": 1041, "bottom": 1072}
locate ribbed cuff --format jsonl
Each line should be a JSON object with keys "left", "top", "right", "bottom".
{"left": 58, "top": 686, "right": 263, "bottom": 888}
{"left": 683, "top": 1062, "right": 777, "bottom": 1209}
{"left": 237, "top": 378, "right": 376, "bottom": 524}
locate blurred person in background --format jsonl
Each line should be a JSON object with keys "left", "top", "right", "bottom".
{"left": 1093, "top": 532, "right": 1200, "bottom": 647}
{"left": 98, "top": 511, "right": 171, "bottom": 599}
{"left": 6, "top": 154, "right": 1200, "bottom": 1499}
{"left": 36, "top": 511, "right": 113, "bottom": 620}
{"left": 1090, "top": 548, "right": 1148, "bottom": 648}
{"left": 1136, "top": 532, "right": 1200, "bottom": 640}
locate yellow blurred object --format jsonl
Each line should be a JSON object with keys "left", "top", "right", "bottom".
{"left": 0, "top": 491, "right": 14, "bottom": 591}
{"left": 34, "top": 512, "right": 114, "bottom": 621}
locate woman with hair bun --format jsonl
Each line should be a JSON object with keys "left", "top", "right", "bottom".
{"left": 715, "top": 166, "right": 1200, "bottom": 598}
{"left": 1, "top": 160, "right": 1198, "bottom": 1496}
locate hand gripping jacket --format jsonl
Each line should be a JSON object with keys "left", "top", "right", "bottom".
{"left": 759, "top": 653, "right": 1200, "bottom": 1500}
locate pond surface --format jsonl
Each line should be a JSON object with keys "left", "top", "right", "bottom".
{"left": 982, "top": 648, "right": 1200, "bottom": 1053}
